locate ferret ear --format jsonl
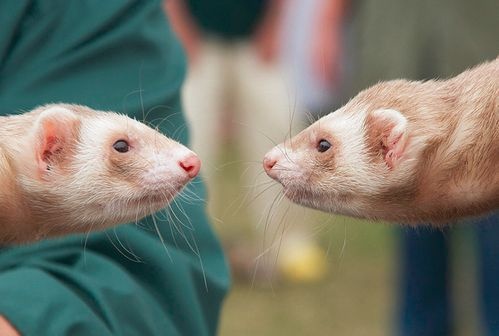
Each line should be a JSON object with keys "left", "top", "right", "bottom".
{"left": 370, "top": 109, "right": 408, "bottom": 169}
{"left": 33, "top": 107, "right": 80, "bottom": 176}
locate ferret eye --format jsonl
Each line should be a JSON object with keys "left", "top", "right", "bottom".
{"left": 317, "top": 139, "right": 331, "bottom": 153}
{"left": 113, "top": 140, "right": 130, "bottom": 153}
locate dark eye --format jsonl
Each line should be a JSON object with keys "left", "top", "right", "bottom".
{"left": 113, "top": 140, "right": 130, "bottom": 153}
{"left": 317, "top": 139, "right": 331, "bottom": 153}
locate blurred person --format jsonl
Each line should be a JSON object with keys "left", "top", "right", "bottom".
{"left": 280, "top": 0, "right": 349, "bottom": 115}
{"left": 0, "top": 1, "right": 228, "bottom": 335}
{"left": 166, "top": 0, "right": 328, "bottom": 283}
{"left": 346, "top": 0, "right": 499, "bottom": 335}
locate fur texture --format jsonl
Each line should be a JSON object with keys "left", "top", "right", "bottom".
{"left": 0, "top": 104, "right": 199, "bottom": 243}
{"left": 264, "top": 58, "right": 498, "bottom": 224}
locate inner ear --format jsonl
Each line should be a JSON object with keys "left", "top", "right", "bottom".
{"left": 369, "top": 108, "right": 408, "bottom": 170}
{"left": 34, "top": 107, "right": 80, "bottom": 176}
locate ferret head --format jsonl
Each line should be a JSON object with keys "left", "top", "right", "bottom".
{"left": 19, "top": 104, "right": 200, "bottom": 235}
{"left": 263, "top": 87, "right": 423, "bottom": 221}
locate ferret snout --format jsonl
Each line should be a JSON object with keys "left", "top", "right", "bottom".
{"left": 179, "top": 153, "right": 201, "bottom": 178}
{"left": 263, "top": 156, "right": 276, "bottom": 173}
{"left": 263, "top": 147, "right": 284, "bottom": 180}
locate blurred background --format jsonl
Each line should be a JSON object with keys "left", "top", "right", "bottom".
{"left": 165, "top": 0, "right": 499, "bottom": 335}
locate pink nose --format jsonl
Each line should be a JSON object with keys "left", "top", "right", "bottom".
{"left": 263, "top": 156, "right": 277, "bottom": 173}
{"left": 179, "top": 154, "right": 201, "bottom": 178}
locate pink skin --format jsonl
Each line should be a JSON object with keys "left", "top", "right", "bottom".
{"left": 263, "top": 156, "right": 277, "bottom": 176}
{"left": 178, "top": 154, "right": 201, "bottom": 178}
{"left": 383, "top": 131, "right": 407, "bottom": 170}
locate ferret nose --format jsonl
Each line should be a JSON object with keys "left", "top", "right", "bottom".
{"left": 179, "top": 154, "right": 201, "bottom": 178}
{"left": 263, "top": 156, "right": 277, "bottom": 173}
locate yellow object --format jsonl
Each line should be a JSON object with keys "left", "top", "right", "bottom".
{"left": 279, "top": 242, "right": 328, "bottom": 283}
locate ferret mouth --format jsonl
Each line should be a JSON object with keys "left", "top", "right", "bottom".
{"left": 283, "top": 186, "right": 305, "bottom": 200}
{"left": 136, "top": 183, "right": 187, "bottom": 203}
{"left": 281, "top": 184, "right": 318, "bottom": 206}
{"left": 135, "top": 193, "right": 173, "bottom": 206}
{"left": 123, "top": 191, "right": 175, "bottom": 211}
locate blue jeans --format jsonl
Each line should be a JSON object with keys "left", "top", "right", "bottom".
{"left": 397, "top": 213, "right": 499, "bottom": 336}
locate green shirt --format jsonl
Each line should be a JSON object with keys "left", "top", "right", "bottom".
{"left": 186, "top": 0, "right": 268, "bottom": 39}
{"left": 0, "top": 1, "right": 230, "bottom": 335}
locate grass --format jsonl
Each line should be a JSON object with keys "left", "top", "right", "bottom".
{"left": 217, "top": 214, "right": 398, "bottom": 336}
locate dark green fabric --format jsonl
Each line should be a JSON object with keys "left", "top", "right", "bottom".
{"left": 0, "top": 1, "right": 229, "bottom": 335}
{"left": 185, "top": 0, "right": 268, "bottom": 39}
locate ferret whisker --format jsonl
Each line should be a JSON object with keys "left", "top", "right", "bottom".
{"left": 187, "top": 179, "right": 204, "bottom": 185}
{"left": 224, "top": 167, "right": 276, "bottom": 218}
{"left": 188, "top": 229, "right": 209, "bottom": 292}
{"left": 243, "top": 160, "right": 271, "bottom": 165}
{"left": 305, "top": 218, "right": 338, "bottom": 261}
{"left": 260, "top": 190, "right": 285, "bottom": 256}
{"left": 212, "top": 182, "right": 252, "bottom": 220}
{"left": 113, "top": 225, "right": 142, "bottom": 261}
{"left": 147, "top": 106, "right": 178, "bottom": 121}
{"left": 303, "top": 109, "right": 316, "bottom": 126}
{"left": 209, "top": 213, "right": 225, "bottom": 226}
{"left": 168, "top": 198, "right": 195, "bottom": 231}
{"left": 180, "top": 185, "right": 204, "bottom": 204}
{"left": 253, "top": 168, "right": 273, "bottom": 178}
{"left": 288, "top": 90, "right": 297, "bottom": 140}
{"left": 253, "top": 244, "right": 276, "bottom": 261}
{"left": 138, "top": 62, "right": 146, "bottom": 121}
{"left": 270, "top": 205, "right": 293, "bottom": 279}
{"left": 269, "top": 191, "right": 288, "bottom": 244}
{"left": 82, "top": 230, "right": 90, "bottom": 265}
{"left": 274, "top": 142, "right": 295, "bottom": 165}
{"left": 241, "top": 179, "right": 275, "bottom": 190}
{"left": 261, "top": 189, "right": 286, "bottom": 232}
{"left": 151, "top": 213, "right": 174, "bottom": 262}
{"left": 168, "top": 208, "right": 200, "bottom": 256}
{"left": 177, "top": 191, "right": 196, "bottom": 205}
{"left": 172, "top": 196, "right": 195, "bottom": 231}
{"left": 245, "top": 183, "right": 281, "bottom": 209}
{"left": 172, "top": 124, "right": 188, "bottom": 142}
{"left": 177, "top": 194, "right": 196, "bottom": 205}
{"left": 251, "top": 241, "right": 280, "bottom": 289}
{"left": 145, "top": 115, "right": 176, "bottom": 133}
{"left": 121, "top": 89, "right": 144, "bottom": 117}
{"left": 82, "top": 218, "right": 101, "bottom": 265}
{"left": 250, "top": 257, "right": 262, "bottom": 289}
{"left": 187, "top": 187, "right": 205, "bottom": 202}
{"left": 163, "top": 206, "right": 179, "bottom": 248}
{"left": 214, "top": 159, "right": 261, "bottom": 170}
{"left": 251, "top": 199, "right": 290, "bottom": 289}
{"left": 146, "top": 110, "right": 182, "bottom": 128}
{"left": 309, "top": 218, "right": 331, "bottom": 236}
{"left": 144, "top": 106, "right": 179, "bottom": 125}
{"left": 267, "top": 167, "right": 294, "bottom": 173}
{"left": 134, "top": 217, "right": 151, "bottom": 231}
{"left": 338, "top": 222, "right": 348, "bottom": 268}
{"left": 105, "top": 230, "right": 142, "bottom": 263}
{"left": 231, "top": 120, "right": 282, "bottom": 147}
{"left": 161, "top": 206, "right": 194, "bottom": 252}
{"left": 268, "top": 194, "right": 290, "bottom": 248}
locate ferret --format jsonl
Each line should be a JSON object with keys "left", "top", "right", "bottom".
{"left": 263, "top": 58, "right": 498, "bottom": 225}
{"left": 0, "top": 104, "right": 200, "bottom": 244}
